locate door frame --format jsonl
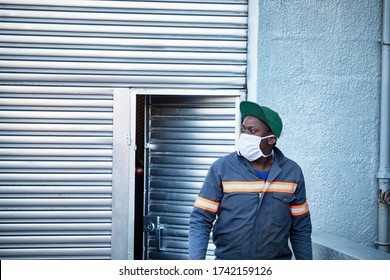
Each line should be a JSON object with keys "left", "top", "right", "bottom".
{"left": 111, "top": 89, "right": 137, "bottom": 259}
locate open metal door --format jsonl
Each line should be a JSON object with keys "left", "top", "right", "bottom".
{"left": 142, "top": 91, "right": 242, "bottom": 259}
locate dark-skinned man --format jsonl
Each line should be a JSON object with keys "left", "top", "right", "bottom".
{"left": 189, "top": 101, "right": 312, "bottom": 260}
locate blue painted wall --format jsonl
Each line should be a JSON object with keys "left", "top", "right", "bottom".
{"left": 256, "top": 0, "right": 383, "bottom": 248}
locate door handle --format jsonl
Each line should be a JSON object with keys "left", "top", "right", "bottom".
{"left": 144, "top": 216, "right": 165, "bottom": 251}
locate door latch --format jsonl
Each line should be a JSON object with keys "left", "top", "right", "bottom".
{"left": 144, "top": 216, "right": 165, "bottom": 251}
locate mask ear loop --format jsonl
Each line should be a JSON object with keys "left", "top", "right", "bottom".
{"left": 260, "top": 135, "right": 276, "bottom": 157}
{"left": 260, "top": 134, "right": 276, "bottom": 140}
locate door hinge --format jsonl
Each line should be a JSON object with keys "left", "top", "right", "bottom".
{"left": 127, "top": 134, "right": 137, "bottom": 150}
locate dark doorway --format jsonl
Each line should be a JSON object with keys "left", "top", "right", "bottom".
{"left": 134, "top": 95, "right": 145, "bottom": 260}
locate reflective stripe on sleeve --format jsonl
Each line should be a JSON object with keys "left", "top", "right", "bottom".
{"left": 290, "top": 201, "right": 309, "bottom": 216}
{"left": 194, "top": 196, "right": 220, "bottom": 213}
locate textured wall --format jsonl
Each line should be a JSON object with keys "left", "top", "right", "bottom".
{"left": 257, "top": 0, "right": 382, "bottom": 247}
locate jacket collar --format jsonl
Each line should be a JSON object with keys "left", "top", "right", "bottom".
{"left": 235, "top": 147, "right": 283, "bottom": 182}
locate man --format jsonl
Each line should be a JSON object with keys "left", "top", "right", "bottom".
{"left": 189, "top": 101, "right": 312, "bottom": 260}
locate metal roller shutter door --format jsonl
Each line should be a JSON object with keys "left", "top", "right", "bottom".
{"left": 0, "top": 87, "right": 114, "bottom": 259}
{"left": 0, "top": 0, "right": 249, "bottom": 260}
{"left": 0, "top": 0, "right": 248, "bottom": 88}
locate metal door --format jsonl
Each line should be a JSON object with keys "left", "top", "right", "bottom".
{"left": 143, "top": 93, "right": 242, "bottom": 259}
{"left": 0, "top": 0, "right": 248, "bottom": 88}
{"left": 0, "top": 86, "right": 135, "bottom": 260}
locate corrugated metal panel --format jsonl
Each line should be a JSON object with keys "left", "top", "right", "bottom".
{"left": 145, "top": 95, "right": 239, "bottom": 260}
{"left": 0, "top": 86, "right": 114, "bottom": 259}
{"left": 0, "top": 0, "right": 248, "bottom": 88}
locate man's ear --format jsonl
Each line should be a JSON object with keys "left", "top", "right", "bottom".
{"left": 268, "top": 137, "right": 276, "bottom": 145}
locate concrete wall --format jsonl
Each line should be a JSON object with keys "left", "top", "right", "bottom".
{"left": 256, "top": 0, "right": 383, "bottom": 249}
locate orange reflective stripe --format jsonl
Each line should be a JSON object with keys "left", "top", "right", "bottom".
{"left": 194, "top": 196, "right": 220, "bottom": 213}
{"left": 265, "top": 181, "right": 297, "bottom": 194}
{"left": 223, "top": 181, "right": 265, "bottom": 193}
{"left": 223, "top": 181, "right": 266, "bottom": 185}
{"left": 223, "top": 181, "right": 297, "bottom": 193}
{"left": 290, "top": 201, "right": 309, "bottom": 216}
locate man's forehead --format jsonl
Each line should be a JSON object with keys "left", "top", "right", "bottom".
{"left": 242, "top": 116, "right": 271, "bottom": 131}
{"left": 242, "top": 115, "right": 264, "bottom": 125}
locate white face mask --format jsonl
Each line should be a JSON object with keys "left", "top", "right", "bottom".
{"left": 237, "top": 133, "right": 275, "bottom": 161}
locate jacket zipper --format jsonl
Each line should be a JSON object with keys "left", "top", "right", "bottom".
{"left": 248, "top": 181, "right": 268, "bottom": 258}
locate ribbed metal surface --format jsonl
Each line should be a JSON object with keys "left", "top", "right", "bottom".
{"left": 0, "top": 86, "right": 113, "bottom": 259}
{"left": 145, "top": 95, "right": 238, "bottom": 259}
{"left": 0, "top": 0, "right": 248, "bottom": 88}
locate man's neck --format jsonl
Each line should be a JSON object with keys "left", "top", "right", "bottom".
{"left": 251, "top": 155, "right": 273, "bottom": 171}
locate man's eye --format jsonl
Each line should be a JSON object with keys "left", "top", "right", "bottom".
{"left": 250, "top": 130, "right": 255, "bottom": 134}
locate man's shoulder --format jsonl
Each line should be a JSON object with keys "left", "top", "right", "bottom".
{"left": 212, "top": 151, "right": 238, "bottom": 167}
{"left": 213, "top": 151, "right": 237, "bottom": 163}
